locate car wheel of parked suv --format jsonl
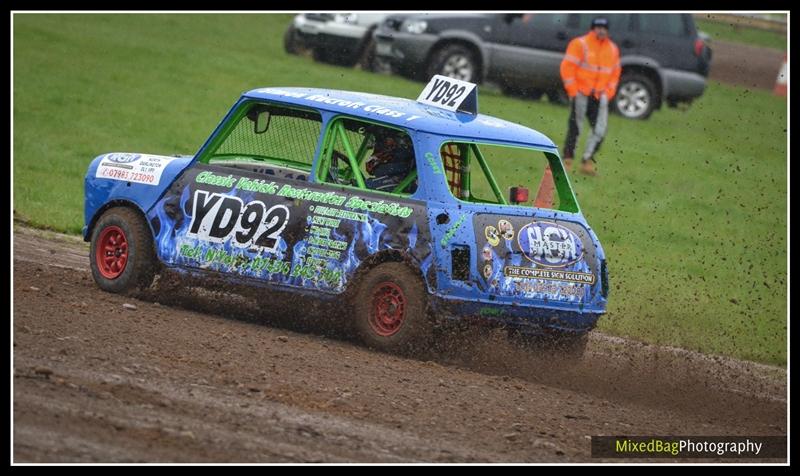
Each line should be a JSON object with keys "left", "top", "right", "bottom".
{"left": 613, "top": 73, "right": 657, "bottom": 120}
{"left": 546, "top": 88, "right": 569, "bottom": 105}
{"left": 283, "top": 25, "right": 301, "bottom": 55}
{"left": 427, "top": 44, "right": 479, "bottom": 83}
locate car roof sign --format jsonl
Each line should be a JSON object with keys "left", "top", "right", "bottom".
{"left": 416, "top": 75, "right": 478, "bottom": 115}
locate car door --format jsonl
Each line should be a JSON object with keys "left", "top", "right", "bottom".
{"left": 632, "top": 13, "right": 696, "bottom": 71}
{"left": 147, "top": 102, "right": 344, "bottom": 292}
{"left": 490, "top": 13, "right": 571, "bottom": 89}
{"left": 310, "top": 116, "right": 433, "bottom": 291}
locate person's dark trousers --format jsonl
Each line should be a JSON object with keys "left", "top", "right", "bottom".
{"left": 563, "top": 94, "right": 604, "bottom": 160}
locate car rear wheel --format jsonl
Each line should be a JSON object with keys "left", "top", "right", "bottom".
{"left": 613, "top": 73, "right": 657, "bottom": 120}
{"left": 427, "top": 44, "right": 479, "bottom": 83}
{"left": 90, "top": 207, "right": 158, "bottom": 295}
{"left": 351, "top": 262, "right": 432, "bottom": 354}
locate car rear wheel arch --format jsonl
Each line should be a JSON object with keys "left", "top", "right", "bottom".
{"left": 346, "top": 249, "right": 429, "bottom": 296}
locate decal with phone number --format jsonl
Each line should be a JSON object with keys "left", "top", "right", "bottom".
{"left": 95, "top": 153, "right": 176, "bottom": 186}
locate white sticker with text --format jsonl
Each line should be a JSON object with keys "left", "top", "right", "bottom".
{"left": 417, "top": 75, "right": 477, "bottom": 113}
{"left": 95, "top": 153, "right": 177, "bottom": 186}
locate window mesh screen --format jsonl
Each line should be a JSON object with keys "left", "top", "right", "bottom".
{"left": 441, "top": 143, "right": 463, "bottom": 198}
{"left": 215, "top": 107, "right": 322, "bottom": 167}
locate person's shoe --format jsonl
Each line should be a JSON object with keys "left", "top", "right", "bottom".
{"left": 580, "top": 159, "right": 597, "bottom": 176}
{"left": 563, "top": 157, "right": 573, "bottom": 172}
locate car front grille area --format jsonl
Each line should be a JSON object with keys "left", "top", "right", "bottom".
{"left": 383, "top": 18, "right": 403, "bottom": 31}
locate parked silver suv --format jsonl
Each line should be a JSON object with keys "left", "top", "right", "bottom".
{"left": 284, "top": 13, "right": 389, "bottom": 69}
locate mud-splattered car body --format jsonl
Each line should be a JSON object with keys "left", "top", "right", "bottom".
{"left": 83, "top": 79, "right": 608, "bottom": 347}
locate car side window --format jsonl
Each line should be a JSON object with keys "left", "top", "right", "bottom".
{"left": 201, "top": 102, "right": 322, "bottom": 181}
{"left": 318, "top": 118, "right": 417, "bottom": 196}
{"left": 440, "top": 142, "right": 574, "bottom": 212}
{"left": 525, "top": 13, "right": 570, "bottom": 28}
{"left": 575, "top": 13, "right": 631, "bottom": 33}
{"left": 637, "top": 14, "right": 688, "bottom": 36}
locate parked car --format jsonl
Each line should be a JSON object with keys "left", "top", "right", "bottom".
{"left": 284, "top": 13, "right": 388, "bottom": 69}
{"left": 374, "top": 13, "right": 712, "bottom": 119}
{"left": 83, "top": 77, "right": 608, "bottom": 357}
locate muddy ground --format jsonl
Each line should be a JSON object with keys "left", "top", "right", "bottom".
{"left": 709, "top": 40, "right": 785, "bottom": 91}
{"left": 12, "top": 226, "right": 786, "bottom": 463}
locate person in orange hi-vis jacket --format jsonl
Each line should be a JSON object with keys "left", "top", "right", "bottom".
{"left": 560, "top": 16, "right": 621, "bottom": 176}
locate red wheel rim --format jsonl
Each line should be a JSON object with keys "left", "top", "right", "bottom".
{"left": 95, "top": 226, "right": 129, "bottom": 279}
{"left": 368, "top": 282, "right": 406, "bottom": 337}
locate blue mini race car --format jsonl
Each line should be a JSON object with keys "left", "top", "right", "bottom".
{"left": 84, "top": 76, "right": 608, "bottom": 356}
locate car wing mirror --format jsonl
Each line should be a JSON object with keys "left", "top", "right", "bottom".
{"left": 254, "top": 110, "right": 271, "bottom": 134}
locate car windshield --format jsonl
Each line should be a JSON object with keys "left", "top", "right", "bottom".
{"left": 440, "top": 142, "right": 578, "bottom": 213}
{"left": 202, "top": 102, "right": 322, "bottom": 171}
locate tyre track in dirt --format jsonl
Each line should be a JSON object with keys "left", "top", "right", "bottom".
{"left": 12, "top": 226, "right": 787, "bottom": 462}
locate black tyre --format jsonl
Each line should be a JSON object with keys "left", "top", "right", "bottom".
{"left": 426, "top": 44, "right": 480, "bottom": 83}
{"left": 526, "top": 88, "right": 544, "bottom": 101}
{"left": 613, "top": 72, "right": 657, "bottom": 120}
{"left": 351, "top": 262, "right": 432, "bottom": 354}
{"left": 283, "top": 25, "right": 301, "bottom": 55}
{"left": 357, "top": 34, "right": 378, "bottom": 71}
{"left": 546, "top": 88, "right": 570, "bottom": 105}
{"left": 90, "top": 207, "right": 158, "bottom": 295}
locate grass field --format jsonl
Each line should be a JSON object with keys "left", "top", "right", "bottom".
{"left": 13, "top": 14, "right": 787, "bottom": 365}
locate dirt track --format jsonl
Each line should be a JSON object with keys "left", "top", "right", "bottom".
{"left": 709, "top": 40, "right": 785, "bottom": 90}
{"left": 12, "top": 226, "right": 786, "bottom": 463}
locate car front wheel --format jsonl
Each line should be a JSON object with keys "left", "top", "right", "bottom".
{"left": 283, "top": 25, "right": 301, "bottom": 55}
{"left": 613, "top": 73, "right": 657, "bottom": 120}
{"left": 90, "top": 207, "right": 158, "bottom": 295}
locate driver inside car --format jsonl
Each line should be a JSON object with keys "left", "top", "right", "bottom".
{"left": 364, "top": 132, "right": 417, "bottom": 193}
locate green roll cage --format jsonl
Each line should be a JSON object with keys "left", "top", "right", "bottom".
{"left": 198, "top": 100, "right": 577, "bottom": 213}
{"left": 316, "top": 118, "right": 417, "bottom": 195}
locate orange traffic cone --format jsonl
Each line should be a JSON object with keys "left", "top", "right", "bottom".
{"left": 774, "top": 55, "right": 787, "bottom": 97}
{"left": 533, "top": 166, "right": 555, "bottom": 209}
